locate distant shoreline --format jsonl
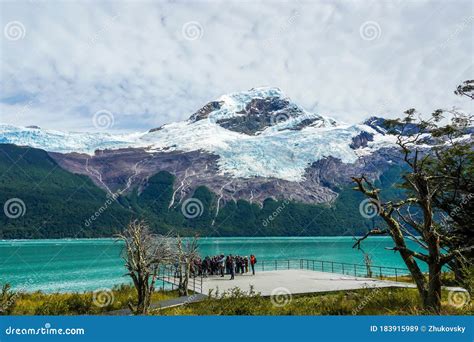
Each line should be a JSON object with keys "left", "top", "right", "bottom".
{"left": 0, "top": 236, "right": 400, "bottom": 242}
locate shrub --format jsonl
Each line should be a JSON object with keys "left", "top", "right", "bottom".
{"left": 0, "top": 284, "right": 17, "bottom": 315}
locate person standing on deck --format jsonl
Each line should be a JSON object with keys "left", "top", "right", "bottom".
{"left": 250, "top": 254, "right": 257, "bottom": 275}
{"left": 225, "top": 255, "right": 230, "bottom": 274}
{"left": 244, "top": 256, "right": 249, "bottom": 273}
{"left": 219, "top": 254, "right": 225, "bottom": 277}
{"left": 235, "top": 256, "right": 240, "bottom": 274}
{"left": 229, "top": 254, "right": 235, "bottom": 280}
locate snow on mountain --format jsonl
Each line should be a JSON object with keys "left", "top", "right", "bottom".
{"left": 212, "top": 87, "right": 286, "bottom": 121}
{"left": 142, "top": 121, "right": 371, "bottom": 181}
{"left": 0, "top": 88, "right": 396, "bottom": 182}
{"left": 189, "top": 87, "right": 294, "bottom": 123}
{"left": 0, "top": 124, "right": 138, "bottom": 154}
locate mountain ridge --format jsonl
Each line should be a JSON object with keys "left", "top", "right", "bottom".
{"left": 0, "top": 88, "right": 430, "bottom": 238}
{"left": 0, "top": 87, "right": 407, "bottom": 212}
{"left": 0, "top": 143, "right": 404, "bottom": 239}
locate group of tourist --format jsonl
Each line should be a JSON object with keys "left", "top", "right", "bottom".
{"left": 191, "top": 254, "right": 257, "bottom": 280}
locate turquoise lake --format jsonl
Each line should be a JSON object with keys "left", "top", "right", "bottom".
{"left": 0, "top": 237, "right": 420, "bottom": 292}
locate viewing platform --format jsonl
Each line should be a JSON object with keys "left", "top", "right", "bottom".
{"left": 197, "top": 269, "right": 416, "bottom": 296}
{"left": 158, "top": 259, "right": 421, "bottom": 296}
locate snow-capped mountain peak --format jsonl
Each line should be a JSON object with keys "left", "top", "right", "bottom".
{"left": 0, "top": 88, "right": 397, "bottom": 182}
{"left": 188, "top": 87, "right": 337, "bottom": 135}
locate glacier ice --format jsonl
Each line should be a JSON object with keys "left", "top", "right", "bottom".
{"left": 0, "top": 88, "right": 396, "bottom": 182}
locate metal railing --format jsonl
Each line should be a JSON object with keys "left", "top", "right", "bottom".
{"left": 157, "top": 265, "right": 203, "bottom": 293}
{"left": 253, "top": 259, "right": 410, "bottom": 282}
{"left": 156, "top": 258, "right": 412, "bottom": 294}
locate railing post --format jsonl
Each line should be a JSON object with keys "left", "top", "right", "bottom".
{"left": 312, "top": 260, "right": 314, "bottom": 271}
{"left": 379, "top": 266, "right": 382, "bottom": 278}
{"left": 288, "top": 260, "right": 290, "bottom": 270}
{"left": 275, "top": 260, "right": 277, "bottom": 270}
{"left": 354, "top": 264, "right": 356, "bottom": 276}
{"left": 331, "top": 262, "right": 334, "bottom": 273}
{"left": 342, "top": 263, "right": 344, "bottom": 274}
{"left": 321, "top": 261, "right": 324, "bottom": 272}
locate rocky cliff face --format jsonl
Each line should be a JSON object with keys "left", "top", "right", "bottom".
{"left": 49, "top": 144, "right": 399, "bottom": 210}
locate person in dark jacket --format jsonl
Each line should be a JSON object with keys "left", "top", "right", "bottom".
{"left": 229, "top": 255, "right": 235, "bottom": 280}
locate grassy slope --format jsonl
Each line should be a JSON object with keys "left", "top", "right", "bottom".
{"left": 5, "top": 282, "right": 471, "bottom": 316}
{"left": 8, "top": 285, "right": 179, "bottom": 315}
{"left": 158, "top": 287, "right": 472, "bottom": 316}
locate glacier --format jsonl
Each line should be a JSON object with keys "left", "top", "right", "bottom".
{"left": 0, "top": 88, "right": 395, "bottom": 182}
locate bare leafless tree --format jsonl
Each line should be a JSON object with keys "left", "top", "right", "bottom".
{"left": 363, "top": 253, "right": 373, "bottom": 278}
{"left": 175, "top": 235, "right": 200, "bottom": 296}
{"left": 116, "top": 220, "right": 174, "bottom": 314}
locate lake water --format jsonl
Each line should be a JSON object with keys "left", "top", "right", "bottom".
{"left": 0, "top": 237, "right": 420, "bottom": 292}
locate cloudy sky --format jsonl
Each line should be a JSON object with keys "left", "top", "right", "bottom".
{"left": 0, "top": 0, "right": 472, "bottom": 132}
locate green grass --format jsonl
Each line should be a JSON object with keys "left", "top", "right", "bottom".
{"left": 7, "top": 285, "right": 179, "bottom": 315}
{"left": 381, "top": 271, "right": 460, "bottom": 284}
{"left": 3, "top": 284, "right": 472, "bottom": 316}
{"left": 156, "top": 287, "right": 472, "bottom": 316}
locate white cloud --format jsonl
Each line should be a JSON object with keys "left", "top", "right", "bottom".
{"left": 0, "top": 0, "right": 472, "bottom": 132}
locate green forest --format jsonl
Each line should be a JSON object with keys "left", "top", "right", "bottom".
{"left": 0, "top": 144, "right": 403, "bottom": 239}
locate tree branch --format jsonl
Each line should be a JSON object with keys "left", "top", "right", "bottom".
{"left": 353, "top": 229, "right": 389, "bottom": 250}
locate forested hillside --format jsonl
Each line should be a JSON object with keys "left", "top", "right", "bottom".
{"left": 0, "top": 144, "right": 403, "bottom": 239}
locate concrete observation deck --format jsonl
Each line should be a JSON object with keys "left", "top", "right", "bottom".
{"left": 197, "top": 269, "right": 415, "bottom": 296}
